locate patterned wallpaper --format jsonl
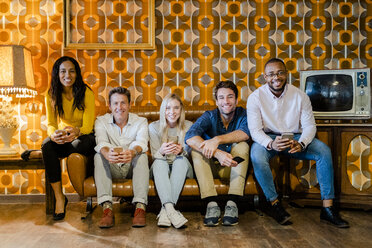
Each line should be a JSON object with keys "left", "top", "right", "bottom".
{"left": 0, "top": 0, "right": 371, "bottom": 195}
{"left": 346, "top": 135, "right": 372, "bottom": 191}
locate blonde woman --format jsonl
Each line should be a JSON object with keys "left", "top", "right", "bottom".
{"left": 149, "top": 94, "right": 193, "bottom": 228}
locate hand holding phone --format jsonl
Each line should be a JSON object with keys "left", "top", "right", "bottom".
{"left": 167, "top": 135, "right": 178, "bottom": 144}
{"left": 113, "top": 146, "right": 124, "bottom": 153}
{"left": 281, "top": 132, "right": 294, "bottom": 140}
{"left": 56, "top": 129, "right": 67, "bottom": 136}
{"left": 232, "top": 156, "right": 245, "bottom": 164}
{"left": 272, "top": 134, "right": 293, "bottom": 151}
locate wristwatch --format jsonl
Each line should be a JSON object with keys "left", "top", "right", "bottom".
{"left": 299, "top": 142, "right": 306, "bottom": 151}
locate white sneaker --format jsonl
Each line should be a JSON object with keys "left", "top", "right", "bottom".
{"left": 167, "top": 210, "right": 188, "bottom": 229}
{"left": 157, "top": 208, "right": 171, "bottom": 227}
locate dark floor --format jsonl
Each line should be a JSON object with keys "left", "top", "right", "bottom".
{"left": 0, "top": 200, "right": 371, "bottom": 248}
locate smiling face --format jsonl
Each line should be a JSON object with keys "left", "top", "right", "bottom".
{"left": 59, "top": 60, "right": 77, "bottom": 89}
{"left": 109, "top": 93, "right": 130, "bottom": 124}
{"left": 165, "top": 98, "right": 182, "bottom": 128}
{"left": 215, "top": 87, "right": 237, "bottom": 117}
{"left": 264, "top": 61, "right": 288, "bottom": 97}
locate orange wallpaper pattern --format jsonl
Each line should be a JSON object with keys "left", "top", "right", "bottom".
{"left": 0, "top": 0, "right": 371, "bottom": 195}
{"left": 346, "top": 135, "right": 372, "bottom": 191}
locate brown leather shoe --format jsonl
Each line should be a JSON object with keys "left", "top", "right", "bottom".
{"left": 98, "top": 208, "right": 114, "bottom": 228}
{"left": 132, "top": 208, "right": 146, "bottom": 227}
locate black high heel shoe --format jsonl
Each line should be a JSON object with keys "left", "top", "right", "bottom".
{"left": 21, "top": 150, "right": 38, "bottom": 161}
{"left": 53, "top": 196, "right": 68, "bottom": 221}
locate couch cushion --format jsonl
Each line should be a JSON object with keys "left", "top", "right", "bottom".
{"left": 83, "top": 176, "right": 260, "bottom": 197}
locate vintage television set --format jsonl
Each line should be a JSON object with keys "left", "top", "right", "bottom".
{"left": 300, "top": 68, "right": 371, "bottom": 119}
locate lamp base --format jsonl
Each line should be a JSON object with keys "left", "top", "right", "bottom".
{"left": 0, "top": 127, "right": 17, "bottom": 155}
{"left": 0, "top": 147, "right": 17, "bottom": 155}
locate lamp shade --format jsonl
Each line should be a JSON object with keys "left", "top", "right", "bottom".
{"left": 0, "top": 45, "right": 37, "bottom": 98}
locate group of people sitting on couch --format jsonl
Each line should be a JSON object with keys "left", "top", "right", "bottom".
{"left": 38, "top": 56, "right": 349, "bottom": 230}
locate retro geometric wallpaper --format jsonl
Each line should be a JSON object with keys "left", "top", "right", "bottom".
{"left": 346, "top": 135, "right": 372, "bottom": 191}
{"left": 0, "top": 0, "right": 371, "bottom": 195}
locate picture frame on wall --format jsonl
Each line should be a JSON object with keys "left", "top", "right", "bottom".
{"left": 63, "top": 0, "right": 155, "bottom": 50}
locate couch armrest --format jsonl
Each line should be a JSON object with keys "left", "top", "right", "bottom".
{"left": 66, "top": 153, "right": 89, "bottom": 197}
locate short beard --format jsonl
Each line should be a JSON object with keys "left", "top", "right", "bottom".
{"left": 219, "top": 107, "right": 236, "bottom": 117}
{"left": 268, "top": 81, "right": 287, "bottom": 93}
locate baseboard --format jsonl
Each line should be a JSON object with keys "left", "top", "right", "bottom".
{"left": 0, "top": 193, "right": 80, "bottom": 204}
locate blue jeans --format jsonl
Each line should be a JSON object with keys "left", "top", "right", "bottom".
{"left": 151, "top": 156, "right": 193, "bottom": 205}
{"left": 250, "top": 134, "right": 334, "bottom": 202}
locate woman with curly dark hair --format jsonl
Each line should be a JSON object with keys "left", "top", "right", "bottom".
{"left": 42, "top": 56, "right": 96, "bottom": 221}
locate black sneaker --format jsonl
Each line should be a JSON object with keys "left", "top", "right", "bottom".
{"left": 270, "top": 202, "right": 291, "bottom": 225}
{"left": 320, "top": 206, "right": 349, "bottom": 228}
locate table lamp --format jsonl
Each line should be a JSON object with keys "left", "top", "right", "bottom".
{"left": 0, "top": 45, "right": 37, "bottom": 155}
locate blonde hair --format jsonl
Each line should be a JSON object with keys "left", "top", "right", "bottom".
{"left": 159, "top": 93, "right": 186, "bottom": 144}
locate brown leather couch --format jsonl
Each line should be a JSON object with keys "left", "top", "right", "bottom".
{"left": 66, "top": 106, "right": 285, "bottom": 214}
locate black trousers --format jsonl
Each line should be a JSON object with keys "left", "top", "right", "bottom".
{"left": 41, "top": 133, "right": 96, "bottom": 183}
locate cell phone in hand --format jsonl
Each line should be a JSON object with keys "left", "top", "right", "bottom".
{"left": 167, "top": 135, "right": 178, "bottom": 144}
{"left": 232, "top": 156, "right": 245, "bottom": 164}
{"left": 281, "top": 132, "right": 294, "bottom": 140}
{"left": 56, "top": 130, "right": 67, "bottom": 136}
{"left": 113, "top": 146, "right": 123, "bottom": 153}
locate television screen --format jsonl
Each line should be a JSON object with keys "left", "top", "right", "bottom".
{"left": 305, "top": 74, "right": 353, "bottom": 112}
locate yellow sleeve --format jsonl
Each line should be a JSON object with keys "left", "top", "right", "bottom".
{"left": 79, "top": 88, "right": 95, "bottom": 135}
{"left": 45, "top": 93, "right": 58, "bottom": 136}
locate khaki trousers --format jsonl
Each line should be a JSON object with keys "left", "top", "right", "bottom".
{"left": 94, "top": 153, "right": 149, "bottom": 205}
{"left": 191, "top": 142, "right": 249, "bottom": 199}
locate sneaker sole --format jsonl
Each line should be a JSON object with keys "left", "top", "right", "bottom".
{"left": 203, "top": 218, "right": 220, "bottom": 227}
{"left": 222, "top": 221, "right": 238, "bottom": 226}
{"left": 173, "top": 219, "right": 188, "bottom": 229}
{"left": 203, "top": 222, "right": 219, "bottom": 227}
{"left": 320, "top": 219, "right": 350, "bottom": 228}
{"left": 279, "top": 215, "right": 291, "bottom": 225}
{"left": 157, "top": 221, "right": 171, "bottom": 227}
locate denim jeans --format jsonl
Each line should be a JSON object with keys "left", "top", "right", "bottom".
{"left": 151, "top": 156, "right": 193, "bottom": 205}
{"left": 250, "top": 134, "right": 334, "bottom": 202}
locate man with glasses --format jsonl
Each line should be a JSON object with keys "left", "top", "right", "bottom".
{"left": 247, "top": 58, "right": 349, "bottom": 228}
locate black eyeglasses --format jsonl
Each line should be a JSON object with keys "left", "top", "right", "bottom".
{"left": 265, "top": 71, "right": 287, "bottom": 79}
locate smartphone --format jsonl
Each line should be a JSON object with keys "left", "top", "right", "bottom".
{"left": 56, "top": 130, "right": 67, "bottom": 136}
{"left": 113, "top": 146, "right": 123, "bottom": 153}
{"left": 232, "top": 156, "right": 245, "bottom": 164}
{"left": 281, "top": 132, "right": 294, "bottom": 140}
{"left": 167, "top": 135, "right": 178, "bottom": 144}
